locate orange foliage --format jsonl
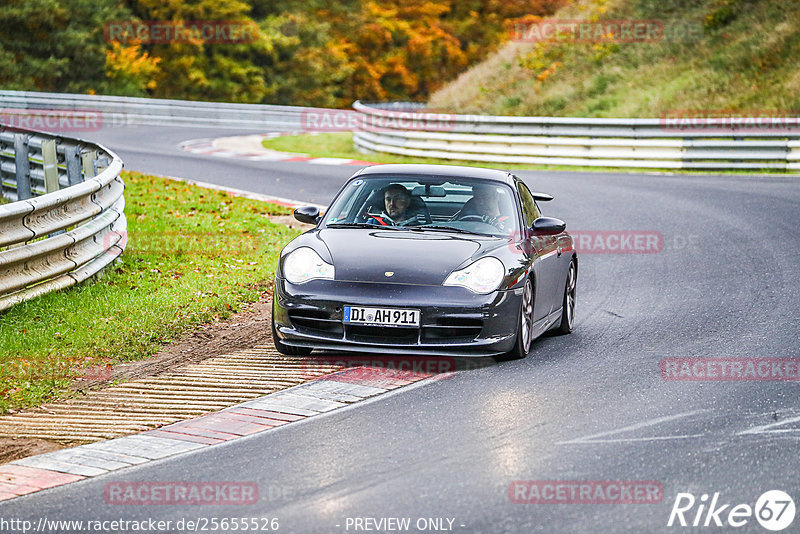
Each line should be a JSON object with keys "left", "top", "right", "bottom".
{"left": 105, "top": 42, "right": 162, "bottom": 93}
{"left": 299, "top": 0, "right": 564, "bottom": 104}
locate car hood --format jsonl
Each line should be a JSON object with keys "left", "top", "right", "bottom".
{"left": 317, "top": 228, "right": 502, "bottom": 284}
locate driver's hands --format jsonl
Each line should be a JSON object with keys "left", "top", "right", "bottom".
{"left": 398, "top": 213, "right": 427, "bottom": 226}
{"left": 480, "top": 215, "right": 507, "bottom": 229}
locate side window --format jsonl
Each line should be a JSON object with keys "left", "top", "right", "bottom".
{"left": 517, "top": 182, "right": 540, "bottom": 226}
{"left": 337, "top": 189, "right": 360, "bottom": 221}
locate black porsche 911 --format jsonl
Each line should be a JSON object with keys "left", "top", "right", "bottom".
{"left": 271, "top": 164, "right": 576, "bottom": 359}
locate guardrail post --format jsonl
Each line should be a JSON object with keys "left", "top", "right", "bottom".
{"left": 94, "top": 156, "right": 110, "bottom": 176}
{"left": 82, "top": 149, "right": 97, "bottom": 179}
{"left": 65, "top": 145, "right": 83, "bottom": 185}
{"left": 13, "top": 133, "right": 32, "bottom": 200}
{"left": 41, "top": 139, "right": 60, "bottom": 193}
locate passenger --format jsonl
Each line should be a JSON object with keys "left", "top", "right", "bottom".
{"left": 455, "top": 184, "right": 510, "bottom": 230}
{"left": 466, "top": 184, "right": 501, "bottom": 217}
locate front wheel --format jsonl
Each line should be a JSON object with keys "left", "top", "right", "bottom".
{"left": 553, "top": 259, "right": 576, "bottom": 335}
{"left": 271, "top": 315, "right": 313, "bottom": 356}
{"left": 504, "top": 277, "right": 534, "bottom": 360}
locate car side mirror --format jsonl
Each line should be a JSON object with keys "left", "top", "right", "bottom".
{"left": 294, "top": 206, "right": 321, "bottom": 225}
{"left": 531, "top": 217, "right": 566, "bottom": 235}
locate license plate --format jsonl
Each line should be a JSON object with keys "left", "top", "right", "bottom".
{"left": 343, "top": 306, "right": 420, "bottom": 327}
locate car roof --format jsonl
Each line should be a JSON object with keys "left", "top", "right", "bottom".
{"left": 354, "top": 164, "right": 514, "bottom": 184}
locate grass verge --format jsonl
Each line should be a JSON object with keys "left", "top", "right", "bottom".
{"left": 0, "top": 171, "right": 299, "bottom": 413}
{"left": 263, "top": 132, "right": 794, "bottom": 175}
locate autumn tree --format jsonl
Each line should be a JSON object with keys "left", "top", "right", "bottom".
{"left": 263, "top": 0, "right": 566, "bottom": 106}
{"left": 0, "top": 0, "right": 564, "bottom": 106}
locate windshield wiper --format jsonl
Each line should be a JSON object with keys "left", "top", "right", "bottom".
{"left": 326, "top": 222, "right": 402, "bottom": 230}
{"left": 407, "top": 225, "right": 495, "bottom": 236}
{"left": 326, "top": 223, "right": 496, "bottom": 236}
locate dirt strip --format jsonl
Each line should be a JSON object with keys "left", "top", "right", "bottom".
{"left": 0, "top": 346, "right": 345, "bottom": 459}
{"left": 0, "top": 283, "right": 319, "bottom": 464}
{"left": 0, "top": 366, "right": 436, "bottom": 503}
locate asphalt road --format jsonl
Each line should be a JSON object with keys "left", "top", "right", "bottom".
{"left": 2, "top": 125, "right": 799, "bottom": 533}
{"left": 80, "top": 124, "right": 354, "bottom": 205}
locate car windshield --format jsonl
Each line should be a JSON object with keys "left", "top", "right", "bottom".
{"left": 323, "top": 175, "right": 519, "bottom": 237}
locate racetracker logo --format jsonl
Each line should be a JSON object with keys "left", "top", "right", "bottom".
{"left": 0, "top": 109, "right": 102, "bottom": 132}
{"left": 507, "top": 230, "right": 664, "bottom": 255}
{"left": 572, "top": 230, "right": 663, "bottom": 254}
{"left": 661, "top": 358, "right": 800, "bottom": 381}
{"left": 104, "top": 482, "right": 258, "bottom": 505}
{"left": 668, "top": 490, "right": 795, "bottom": 530}
{"left": 509, "top": 480, "right": 663, "bottom": 504}
{"left": 300, "top": 109, "right": 457, "bottom": 132}
{"left": 79, "top": 364, "right": 113, "bottom": 382}
{"left": 102, "top": 230, "right": 268, "bottom": 257}
{"left": 104, "top": 20, "right": 258, "bottom": 44}
{"left": 300, "top": 356, "right": 462, "bottom": 381}
{"left": 513, "top": 19, "right": 664, "bottom": 43}
{"left": 660, "top": 110, "right": 800, "bottom": 133}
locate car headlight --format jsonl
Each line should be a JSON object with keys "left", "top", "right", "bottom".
{"left": 444, "top": 257, "right": 505, "bottom": 294}
{"left": 283, "top": 247, "right": 334, "bottom": 284}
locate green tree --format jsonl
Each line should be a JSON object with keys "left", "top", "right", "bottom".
{"left": 0, "top": 0, "right": 130, "bottom": 93}
{"left": 121, "top": 0, "right": 276, "bottom": 102}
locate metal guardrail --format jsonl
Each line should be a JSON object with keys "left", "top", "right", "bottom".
{"left": 0, "top": 90, "right": 338, "bottom": 130}
{"left": 352, "top": 101, "right": 800, "bottom": 170}
{"left": 6, "top": 92, "right": 798, "bottom": 170}
{"left": 0, "top": 125, "right": 126, "bottom": 312}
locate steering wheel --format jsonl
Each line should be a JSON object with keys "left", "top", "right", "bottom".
{"left": 457, "top": 213, "right": 505, "bottom": 229}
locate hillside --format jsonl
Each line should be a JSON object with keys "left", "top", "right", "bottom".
{"left": 428, "top": 0, "right": 800, "bottom": 117}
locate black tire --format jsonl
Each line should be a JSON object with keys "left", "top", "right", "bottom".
{"left": 503, "top": 277, "right": 535, "bottom": 360}
{"left": 553, "top": 259, "right": 576, "bottom": 335}
{"left": 271, "top": 315, "right": 313, "bottom": 356}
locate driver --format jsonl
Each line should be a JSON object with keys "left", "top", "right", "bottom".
{"left": 367, "top": 184, "right": 425, "bottom": 226}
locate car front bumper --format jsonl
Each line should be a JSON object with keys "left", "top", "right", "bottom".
{"left": 273, "top": 278, "right": 522, "bottom": 357}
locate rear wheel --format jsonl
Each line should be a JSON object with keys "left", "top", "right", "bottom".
{"left": 271, "top": 315, "right": 313, "bottom": 356}
{"left": 504, "top": 277, "right": 534, "bottom": 360}
{"left": 553, "top": 260, "right": 576, "bottom": 335}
